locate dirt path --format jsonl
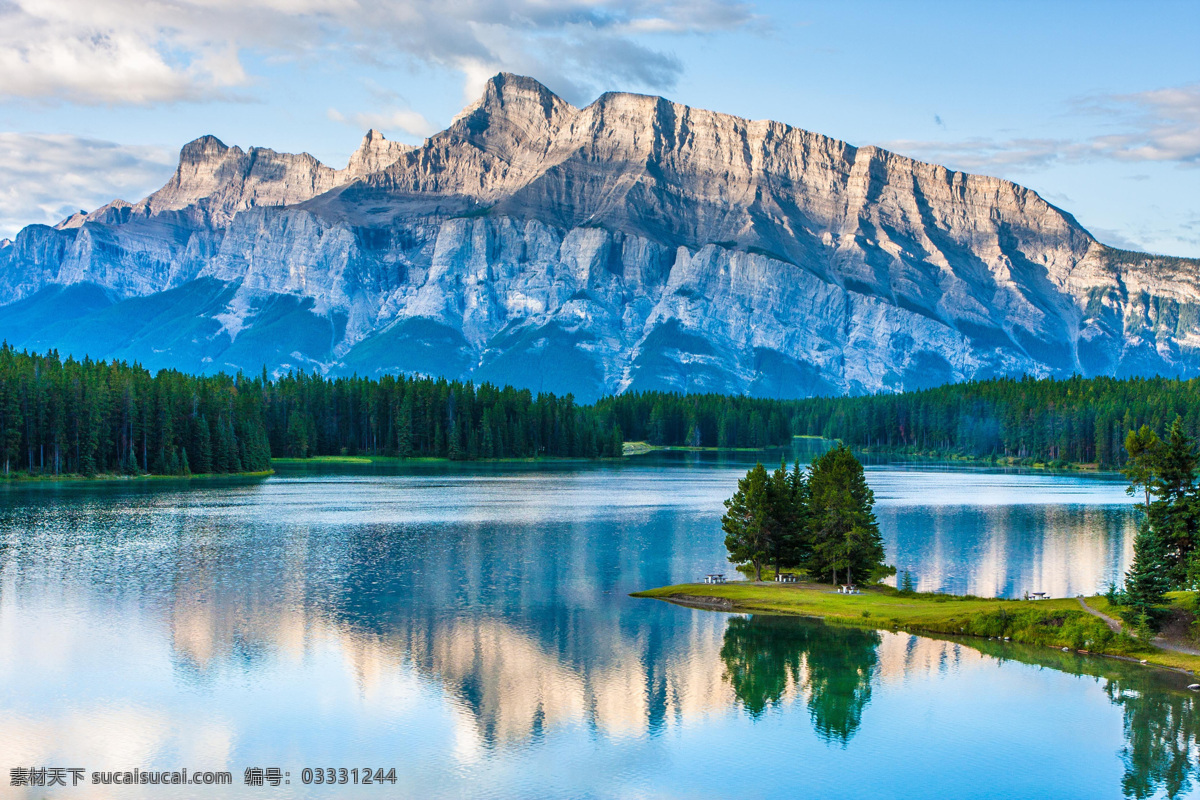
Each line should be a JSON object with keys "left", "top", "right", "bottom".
{"left": 1077, "top": 596, "right": 1200, "bottom": 657}
{"left": 1077, "top": 596, "right": 1123, "bottom": 633}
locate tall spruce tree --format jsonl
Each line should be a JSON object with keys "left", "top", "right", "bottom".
{"left": 1151, "top": 417, "right": 1199, "bottom": 584}
{"left": 1124, "top": 425, "right": 1161, "bottom": 510}
{"left": 1125, "top": 520, "right": 1172, "bottom": 615}
{"left": 806, "top": 445, "right": 891, "bottom": 586}
{"left": 722, "top": 463, "right": 772, "bottom": 581}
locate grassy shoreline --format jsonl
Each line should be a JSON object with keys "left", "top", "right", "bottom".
{"left": 633, "top": 581, "right": 1200, "bottom": 674}
{"left": 0, "top": 470, "right": 274, "bottom": 484}
{"left": 621, "top": 441, "right": 769, "bottom": 456}
{"left": 842, "top": 446, "right": 1110, "bottom": 472}
{"left": 270, "top": 454, "right": 605, "bottom": 466}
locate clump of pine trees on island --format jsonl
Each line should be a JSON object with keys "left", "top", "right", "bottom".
{"left": 722, "top": 446, "right": 893, "bottom": 586}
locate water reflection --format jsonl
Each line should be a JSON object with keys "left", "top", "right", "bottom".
{"left": 1111, "top": 680, "right": 1200, "bottom": 799}
{"left": 0, "top": 464, "right": 1190, "bottom": 799}
{"left": 721, "top": 616, "right": 879, "bottom": 743}
{"left": 879, "top": 503, "right": 1139, "bottom": 597}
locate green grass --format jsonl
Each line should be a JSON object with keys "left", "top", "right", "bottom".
{"left": 843, "top": 446, "right": 1106, "bottom": 472}
{"left": 271, "top": 454, "right": 607, "bottom": 466}
{"left": 272, "top": 455, "right": 381, "bottom": 464}
{"left": 621, "top": 440, "right": 771, "bottom": 455}
{"left": 633, "top": 581, "right": 1200, "bottom": 672}
{"left": 0, "top": 470, "right": 273, "bottom": 484}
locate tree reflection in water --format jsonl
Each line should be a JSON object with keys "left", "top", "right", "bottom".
{"left": 720, "top": 615, "right": 880, "bottom": 744}
{"left": 1108, "top": 679, "right": 1200, "bottom": 799}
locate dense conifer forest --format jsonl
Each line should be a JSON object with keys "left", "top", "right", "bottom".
{"left": 608, "top": 375, "right": 1200, "bottom": 468}
{"left": 3, "top": 343, "right": 1199, "bottom": 477}
{"left": 0, "top": 346, "right": 622, "bottom": 477}
{"left": 0, "top": 346, "right": 272, "bottom": 477}
{"left": 785, "top": 375, "right": 1200, "bottom": 468}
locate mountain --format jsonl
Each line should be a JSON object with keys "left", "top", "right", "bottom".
{"left": 2, "top": 73, "right": 1199, "bottom": 401}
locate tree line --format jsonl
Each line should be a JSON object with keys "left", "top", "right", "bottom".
{"left": 266, "top": 371, "right": 622, "bottom": 461}
{"left": 786, "top": 375, "right": 1200, "bottom": 469}
{"left": 598, "top": 375, "right": 1200, "bottom": 468}
{"left": 0, "top": 346, "right": 270, "bottom": 477}
{"left": 5, "top": 341, "right": 1200, "bottom": 477}
{"left": 0, "top": 345, "right": 623, "bottom": 477}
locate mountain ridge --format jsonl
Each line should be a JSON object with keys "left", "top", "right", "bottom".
{"left": 1, "top": 73, "right": 1198, "bottom": 401}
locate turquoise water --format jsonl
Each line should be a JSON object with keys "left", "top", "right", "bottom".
{"left": 0, "top": 454, "right": 1196, "bottom": 799}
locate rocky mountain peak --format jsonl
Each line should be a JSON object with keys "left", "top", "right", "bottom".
{"left": 468, "top": 73, "right": 574, "bottom": 118}
{"left": 179, "top": 134, "right": 232, "bottom": 164}
{"left": 3, "top": 73, "right": 1199, "bottom": 400}
{"left": 449, "top": 73, "right": 577, "bottom": 149}
{"left": 346, "top": 128, "right": 412, "bottom": 177}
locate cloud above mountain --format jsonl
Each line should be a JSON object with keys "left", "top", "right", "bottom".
{"left": 886, "top": 82, "right": 1200, "bottom": 173}
{"left": 0, "top": 0, "right": 759, "bottom": 107}
{"left": 0, "top": 133, "right": 174, "bottom": 238}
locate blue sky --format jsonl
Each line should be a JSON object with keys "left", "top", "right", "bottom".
{"left": 0, "top": 0, "right": 1197, "bottom": 256}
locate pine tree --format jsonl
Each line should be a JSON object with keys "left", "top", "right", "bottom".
{"left": 609, "top": 424, "right": 623, "bottom": 457}
{"left": 764, "top": 460, "right": 807, "bottom": 576}
{"left": 396, "top": 392, "right": 413, "bottom": 458}
{"left": 806, "top": 445, "right": 892, "bottom": 586}
{"left": 1124, "top": 519, "right": 1172, "bottom": 618}
{"left": 723, "top": 463, "right": 771, "bottom": 582}
{"left": 286, "top": 411, "right": 309, "bottom": 458}
{"left": 194, "top": 415, "right": 212, "bottom": 474}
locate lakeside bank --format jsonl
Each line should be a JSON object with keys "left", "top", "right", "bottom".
{"left": 634, "top": 581, "right": 1200, "bottom": 674}
{"left": 0, "top": 469, "right": 274, "bottom": 484}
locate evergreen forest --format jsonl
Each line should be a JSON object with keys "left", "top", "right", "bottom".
{"left": 4, "top": 342, "right": 1200, "bottom": 478}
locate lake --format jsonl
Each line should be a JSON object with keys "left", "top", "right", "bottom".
{"left": 1, "top": 451, "right": 1197, "bottom": 799}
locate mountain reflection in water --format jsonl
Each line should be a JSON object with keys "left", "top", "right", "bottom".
{"left": 0, "top": 460, "right": 1194, "bottom": 799}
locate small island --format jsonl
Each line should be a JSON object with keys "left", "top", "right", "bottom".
{"left": 635, "top": 430, "right": 1200, "bottom": 675}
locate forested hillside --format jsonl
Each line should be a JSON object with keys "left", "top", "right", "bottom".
{"left": 3, "top": 344, "right": 1199, "bottom": 478}
{"left": 0, "top": 346, "right": 625, "bottom": 477}
{"left": 0, "top": 345, "right": 271, "bottom": 477}
{"left": 607, "top": 376, "right": 1200, "bottom": 468}
{"left": 787, "top": 375, "right": 1200, "bottom": 468}
{"left": 266, "top": 371, "right": 622, "bottom": 462}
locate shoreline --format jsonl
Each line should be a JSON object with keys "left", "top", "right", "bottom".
{"left": 270, "top": 455, "right": 610, "bottom": 466}
{"left": 633, "top": 581, "right": 1200, "bottom": 675}
{"left": 624, "top": 438, "right": 1123, "bottom": 475}
{"left": 839, "top": 446, "right": 1115, "bottom": 474}
{"left": 0, "top": 470, "right": 274, "bottom": 485}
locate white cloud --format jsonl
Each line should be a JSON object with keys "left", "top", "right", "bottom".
{"left": 328, "top": 107, "right": 435, "bottom": 139}
{"left": 882, "top": 137, "right": 1068, "bottom": 173}
{"left": 1086, "top": 226, "right": 1147, "bottom": 252}
{"left": 0, "top": 133, "right": 175, "bottom": 238}
{"left": 884, "top": 83, "right": 1200, "bottom": 174}
{"left": 1087, "top": 83, "right": 1200, "bottom": 164}
{"left": 0, "top": 0, "right": 759, "bottom": 107}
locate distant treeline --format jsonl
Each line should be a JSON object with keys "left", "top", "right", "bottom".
{"left": 786, "top": 375, "right": 1200, "bottom": 468}
{"left": 4, "top": 343, "right": 1199, "bottom": 476}
{"left": 602, "top": 376, "right": 1200, "bottom": 468}
{"left": 267, "top": 371, "right": 622, "bottom": 461}
{"left": 0, "top": 345, "right": 622, "bottom": 476}
{"left": 0, "top": 345, "right": 271, "bottom": 477}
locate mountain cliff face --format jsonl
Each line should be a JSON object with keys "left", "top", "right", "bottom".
{"left": 2, "top": 73, "right": 1199, "bottom": 401}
